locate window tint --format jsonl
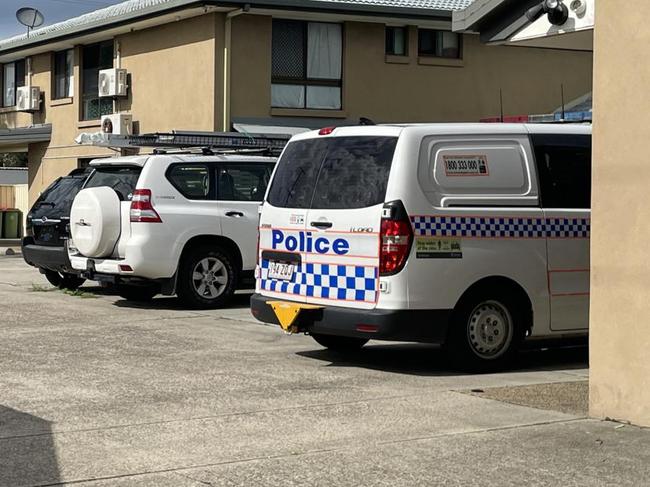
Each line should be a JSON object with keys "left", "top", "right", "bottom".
{"left": 418, "top": 29, "right": 461, "bottom": 59}
{"left": 217, "top": 163, "right": 275, "bottom": 202}
{"left": 267, "top": 136, "right": 397, "bottom": 209}
{"left": 3, "top": 60, "right": 25, "bottom": 107}
{"left": 85, "top": 166, "right": 141, "bottom": 201}
{"left": 31, "top": 177, "right": 86, "bottom": 219}
{"left": 168, "top": 164, "right": 210, "bottom": 199}
{"left": 386, "top": 26, "right": 408, "bottom": 56}
{"left": 54, "top": 50, "right": 74, "bottom": 99}
{"left": 532, "top": 134, "right": 591, "bottom": 209}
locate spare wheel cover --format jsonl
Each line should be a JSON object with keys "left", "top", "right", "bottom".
{"left": 70, "top": 187, "right": 122, "bottom": 258}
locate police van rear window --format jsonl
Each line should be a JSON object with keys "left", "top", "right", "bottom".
{"left": 267, "top": 136, "right": 397, "bottom": 209}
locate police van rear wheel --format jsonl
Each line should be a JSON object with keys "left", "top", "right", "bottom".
{"left": 311, "top": 333, "right": 368, "bottom": 353}
{"left": 446, "top": 292, "right": 524, "bottom": 372}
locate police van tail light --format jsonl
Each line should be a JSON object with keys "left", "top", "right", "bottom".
{"left": 130, "top": 189, "right": 162, "bottom": 223}
{"left": 379, "top": 200, "right": 413, "bottom": 276}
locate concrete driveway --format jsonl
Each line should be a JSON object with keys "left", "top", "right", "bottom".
{"left": 1, "top": 254, "right": 649, "bottom": 486}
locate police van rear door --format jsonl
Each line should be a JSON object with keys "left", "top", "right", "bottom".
{"left": 260, "top": 128, "right": 399, "bottom": 310}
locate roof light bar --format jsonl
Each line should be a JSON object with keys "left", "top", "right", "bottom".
{"left": 129, "top": 131, "right": 291, "bottom": 155}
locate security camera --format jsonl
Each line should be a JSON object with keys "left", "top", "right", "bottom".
{"left": 570, "top": 0, "right": 587, "bottom": 17}
{"left": 525, "top": 0, "right": 569, "bottom": 26}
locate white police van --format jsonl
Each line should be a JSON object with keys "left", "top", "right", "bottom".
{"left": 251, "top": 123, "right": 591, "bottom": 370}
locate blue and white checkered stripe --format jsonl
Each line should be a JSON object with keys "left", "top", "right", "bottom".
{"left": 411, "top": 216, "right": 590, "bottom": 239}
{"left": 260, "top": 260, "right": 378, "bottom": 303}
{"left": 545, "top": 218, "right": 590, "bottom": 238}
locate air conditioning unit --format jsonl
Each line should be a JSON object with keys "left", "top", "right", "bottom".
{"left": 16, "top": 86, "right": 41, "bottom": 112}
{"left": 98, "top": 68, "right": 128, "bottom": 97}
{"left": 101, "top": 113, "right": 133, "bottom": 136}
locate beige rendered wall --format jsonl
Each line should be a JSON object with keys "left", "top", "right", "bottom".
{"left": 590, "top": 1, "right": 650, "bottom": 426}
{"left": 230, "top": 16, "right": 593, "bottom": 123}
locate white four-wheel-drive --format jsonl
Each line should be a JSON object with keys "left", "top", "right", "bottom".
{"left": 251, "top": 123, "right": 592, "bottom": 371}
{"left": 68, "top": 153, "right": 275, "bottom": 307}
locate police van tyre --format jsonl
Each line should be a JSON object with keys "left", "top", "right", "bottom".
{"left": 445, "top": 290, "right": 526, "bottom": 372}
{"left": 44, "top": 270, "right": 86, "bottom": 290}
{"left": 176, "top": 245, "right": 236, "bottom": 309}
{"left": 311, "top": 333, "right": 369, "bottom": 353}
{"left": 117, "top": 283, "right": 159, "bottom": 302}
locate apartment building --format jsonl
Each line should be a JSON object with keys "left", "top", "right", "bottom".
{"left": 0, "top": 0, "right": 592, "bottom": 201}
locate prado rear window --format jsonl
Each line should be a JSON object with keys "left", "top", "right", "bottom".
{"left": 84, "top": 166, "right": 141, "bottom": 201}
{"left": 267, "top": 136, "right": 397, "bottom": 209}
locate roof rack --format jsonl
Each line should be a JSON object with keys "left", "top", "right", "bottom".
{"left": 76, "top": 130, "right": 292, "bottom": 156}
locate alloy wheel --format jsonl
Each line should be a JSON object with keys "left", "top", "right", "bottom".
{"left": 191, "top": 257, "right": 228, "bottom": 299}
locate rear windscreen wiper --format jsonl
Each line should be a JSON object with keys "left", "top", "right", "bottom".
{"left": 36, "top": 201, "right": 55, "bottom": 207}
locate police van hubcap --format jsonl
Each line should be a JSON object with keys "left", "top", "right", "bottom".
{"left": 467, "top": 301, "right": 513, "bottom": 359}
{"left": 192, "top": 257, "right": 228, "bottom": 299}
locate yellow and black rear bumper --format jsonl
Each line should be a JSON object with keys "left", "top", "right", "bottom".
{"left": 250, "top": 293, "right": 451, "bottom": 344}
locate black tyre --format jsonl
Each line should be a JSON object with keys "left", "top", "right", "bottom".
{"left": 44, "top": 270, "right": 63, "bottom": 287}
{"left": 117, "top": 283, "right": 159, "bottom": 302}
{"left": 59, "top": 273, "right": 86, "bottom": 290}
{"left": 311, "top": 333, "right": 369, "bottom": 352}
{"left": 44, "top": 270, "right": 86, "bottom": 290}
{"left": 444, "top": 289, "right": 526, "bottom": 372}
{"left": 176, "top": 245, "right": 237, "bottom": 309}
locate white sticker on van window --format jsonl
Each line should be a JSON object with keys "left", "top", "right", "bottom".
{"left": 415, "top": 237, "right": 462, "bottom": 259}
{"left": 289, "top": 214, "right": 305, "bottom": 225}
{"left": 443, "top": 155, "right": 489, "bottom": 177}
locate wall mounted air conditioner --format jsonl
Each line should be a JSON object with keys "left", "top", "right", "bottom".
{"left": 101, "top": 113, "right": 133, "bottom": 136}
{"left": 98, "top": 68, "right": 128, "bottom": 97}
{"left": 16, "top": 86, "right": 41, "bottom": 112}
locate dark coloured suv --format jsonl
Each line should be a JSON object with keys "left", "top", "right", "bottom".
{"left": 22, "top": 168, "right": 90, "bottom": 289}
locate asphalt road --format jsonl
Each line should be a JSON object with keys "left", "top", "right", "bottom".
{"left": 1, "top": 255, "right": 649, "bottom": 486}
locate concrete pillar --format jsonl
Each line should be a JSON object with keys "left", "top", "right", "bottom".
{"left": 590, "top": 0, "right": 650, "bottom": 425}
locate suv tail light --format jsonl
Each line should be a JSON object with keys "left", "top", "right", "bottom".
{"left": 130, "top": 189, "right": 162, "bottom": 223}
{"left": 379, "top": 201, "right": 413, "bottom": 276}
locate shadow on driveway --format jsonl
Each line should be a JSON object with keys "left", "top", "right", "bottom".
{"left": 297, "top": 342, "right": 588, "bottom": 377}
{"left": 110, "top": 290, "right": 254, "bottom": 311}
{"left": 0, "top": 406, "right": 60, "bottom": 486}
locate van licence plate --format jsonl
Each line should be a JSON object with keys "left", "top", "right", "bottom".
{"left": 268, "top": 262, "right": 295, "bottom": 281}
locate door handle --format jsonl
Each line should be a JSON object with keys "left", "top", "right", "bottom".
{"left": 310, "top": 221, "right": 332, "bottom": 229}
{"left": 225, "top": 211, "right": 244, "bottom": 218}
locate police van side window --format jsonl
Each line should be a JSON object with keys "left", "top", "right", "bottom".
{"left": 267, "top": 136, "right": 397, "bottom": 209}
{"left": 532, "top": 134, "right": 591, "bottom": 209}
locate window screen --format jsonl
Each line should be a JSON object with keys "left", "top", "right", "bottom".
{"left": 532, "top": 134, "right": 592, "bottom": 209}
{"left": 267, "top": 136, "right": 397, "bottom": 209}
{"left": 271, "top": 20, "right": 342, "bottom": 110}
{"left": 216, "top": 163, "right": 274, "bottom": 202}
{"left": 84, "top": 166, "right": 141, "bottom": 201}
{"left": 167, "top": 164, "right": 210, "bottom": 199}
{"left": 82, "top": 41, "right": 113, "bottom": 120}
